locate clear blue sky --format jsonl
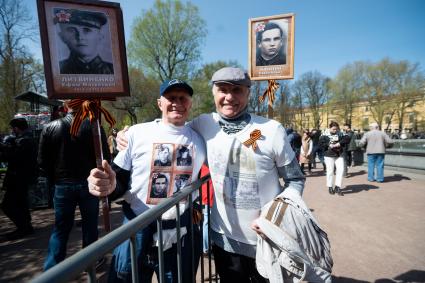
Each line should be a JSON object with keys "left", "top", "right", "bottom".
{"left": 26, "top": 0, "right": 425, "bottom": 80}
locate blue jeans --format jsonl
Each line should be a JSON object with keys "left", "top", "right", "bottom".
{"left": 202, "top": 205, "right": 210, "bottom": 253}
{"left": 44, "top": 182, "right": 99, "bottom": 270}
{"left": 367, "top": 154, "right": 385, "bottom": 182}
{"left": 108, "top": 203, "right": 201, "bottom": 283}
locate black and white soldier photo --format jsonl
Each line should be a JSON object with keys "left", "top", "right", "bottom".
{"left": 54, "top": 8, "right": 114, "bottom": 74}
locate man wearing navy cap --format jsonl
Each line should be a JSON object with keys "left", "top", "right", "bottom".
{"left": 114, "top": 67, "right": 306, "bottom": 282}
{"left": 54, "top": 9, "right": 114, "bottom": 74}
{"left": 87, "top": 79, "right": 205, "bottom": 282}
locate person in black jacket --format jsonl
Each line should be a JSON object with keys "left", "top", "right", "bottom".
{"left": 1, "top": 118, "right": 37, "bottom": 240}
{"left": 38, "top": 100, "right": 110, "bottom": 270}
{"left": 319, "top": 121, "right": 350, "bottom": 196}
{"left": 343, "top": 124, "right": 356, "bottom": 176}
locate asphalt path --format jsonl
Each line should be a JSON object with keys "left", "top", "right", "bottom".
{"left": 0, "top": 164, "right": 424, "bottom": 282}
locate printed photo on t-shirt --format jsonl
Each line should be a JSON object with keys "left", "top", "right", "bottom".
{"left": 175, "top": 144, "right": 193, "bottom": 168}
{"left": 147, "top": 172, "right": 171, "bottom": 204}
{"left": 148, "top": 143, "right": 195, "bottom": 204}
{"left": 173, "top": 173, "right": 191, "bottom": 193}
{"left": 221, "top": 177, "right": 261, "bottom": 210}
{"left": 152, "top": 143, "right": 173, "bottom": 167}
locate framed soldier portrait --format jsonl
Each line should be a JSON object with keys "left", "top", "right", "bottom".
{"left": 248, "top": 13, "right": 295, "bottom": 81}
{"left": 37, "top": 0, "right": 130, "bottom": 99}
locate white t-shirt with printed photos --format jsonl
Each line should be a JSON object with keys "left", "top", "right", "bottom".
{"left": 113, "top": 120, "right": 206, "bottom": 216}
{"left": 189, "top": 113, "right": 294, "bottom": 245}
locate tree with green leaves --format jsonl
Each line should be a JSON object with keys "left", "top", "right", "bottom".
{"left": 128, "top": 0, "right": 207, "bottom": 82}
{"left": 363, "top": 58, "right": 403, "bottom": 129}
{"left": 0, "top": 0, "right": 41, "bottom": 131}
{"left": 328, "top": 62, "right": 366, "bottom": 126}
{"left": 291, "top": 79, "right": 304, "bottom": 130}
{"left": 276, "top": 81, "right": 292, "bottom": 127}
{"left": 109, "top": 67, "right": 160, "bottom": 125}
{"left": 390, "top": 60, "right": 424, "bottom": 131}
{"left": 293, "top": 71, "right": 329, "bottom": 129}
{"left": 248, "top": 81, "right": 268, "bottom": 115}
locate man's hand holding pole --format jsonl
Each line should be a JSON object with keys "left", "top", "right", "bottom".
{"left": 88, "top": 160, "right": 116, "bottom": 198}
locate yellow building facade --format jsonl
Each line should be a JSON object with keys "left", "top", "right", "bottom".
{"left": 284, "top": 94, "right": 425, "bottom": 133}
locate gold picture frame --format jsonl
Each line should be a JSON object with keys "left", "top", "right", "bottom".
{"left": 249, "top": 13, "right": 295, "bottom": 81}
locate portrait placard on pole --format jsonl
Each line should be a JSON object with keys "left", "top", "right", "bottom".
{"left": 37, "top": 0, "right": 130, "bottom": 99}
{"left": 249, "top": 13, "right": 295, "bottom": 81}
{"left": 37, "top": 0, "right": 130, "bottom": 233}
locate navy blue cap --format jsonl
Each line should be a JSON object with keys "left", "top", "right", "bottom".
{"left": 160, "top": 79, "right": 193, "bottom": 96}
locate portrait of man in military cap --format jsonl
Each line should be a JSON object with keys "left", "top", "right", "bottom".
{"left": 54, "top": 8, "right": 114, "bottom": 74}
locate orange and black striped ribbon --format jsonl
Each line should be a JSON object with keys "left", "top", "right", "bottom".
{"left": 259, "top": 80, "right": 280, "bottom": 105}
{"left": 68, "top": 99, "right": 116, "bottom": 136}
{"left": 243, "top": 129, "right": 262, "bottom": 151}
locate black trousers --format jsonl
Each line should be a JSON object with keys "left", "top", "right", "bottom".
{"left": 1, "top": 182, "right": 32, "bottom": 231}
{"left": 345, "top": 150, "right": 353, "bottom": 167}
{"left": 300, "top": 163, "right": 312, "bottom": 173}
{"left": 212, "top": 244, "right": 268, "bottom": 283}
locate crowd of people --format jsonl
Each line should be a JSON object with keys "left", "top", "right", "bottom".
{"left": 0, "top": 66, "right": 399, "bottom": 282}
{"left": 283, "top": 120, "right": 396, "bottom": 197}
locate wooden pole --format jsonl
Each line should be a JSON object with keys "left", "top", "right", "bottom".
{"left": 268, "top": 104, "right": 274, "bottom": 119}
{"left": 91, "top": 111, "right": 111, "bottom": 233}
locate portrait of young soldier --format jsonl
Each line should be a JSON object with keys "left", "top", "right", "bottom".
{"left": 176, "top": 145, "right": 192, "bottom": 166}
{"left": 256, "top": 21, "right": 287, "bottom": 66}
{"left": 150, "top": 173, "right": 169, "bottom": 199}
{"left": 54, "top": 8, "right": 114, "bottom": 74}
{"left": 173, "top": 174, "right": 191, "bottom": 193}
{"left": 153, "top": 144, "right": 172, "bottom": 166}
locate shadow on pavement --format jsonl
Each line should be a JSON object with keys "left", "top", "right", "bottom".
{"left": 332, "top": 275, "right": 369, "bottom": 283}
{"left": 383, "top": 174, "right": 411, "bottom": 183}
{"left": 305, "top": 170, "right": 326, "bottom": 178}
{"left": 346, "top": 170, "right": 366, "bottom": 178}
{"left": 342, "top": 184, "right": 379, "bottom": 194}
{"left": 375, "top": 269, "right": 425, "bottom": 282}
{"left": 0, "top": 205, "right": 123, "bottom": 282}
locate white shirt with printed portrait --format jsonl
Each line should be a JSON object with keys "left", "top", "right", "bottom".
{"left": 113, "top": 120, "right": 206, "bottom": 216}
{"left": 190, "top": 113, "right": 294, "bottom": 245}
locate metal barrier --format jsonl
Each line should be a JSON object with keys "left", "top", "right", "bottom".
{"left": 30, "top": 174, "right": 216, "bottom": 283}
{"left": 354, "top": 139, "right": 425, "bottom": 171}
